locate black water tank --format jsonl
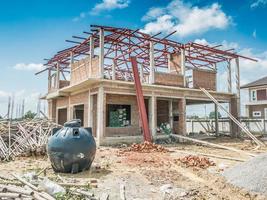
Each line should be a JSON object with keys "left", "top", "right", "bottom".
{"left": 47, "top": 119, "right": 96, "bottom": 173}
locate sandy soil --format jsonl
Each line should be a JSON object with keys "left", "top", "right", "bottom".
{"left": 0, "top": 137, "right": 267, "bottom": 200}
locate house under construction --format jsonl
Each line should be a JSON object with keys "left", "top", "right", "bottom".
{"left": 37, "top": 25, "right": 256, "bottom": 145}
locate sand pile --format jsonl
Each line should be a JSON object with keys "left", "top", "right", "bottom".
{"left": 223, "top": 153, "right": 267, "bottom": 195}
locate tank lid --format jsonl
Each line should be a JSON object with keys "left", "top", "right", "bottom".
{"left": 64, "top": 119, "right": 81, "bottom": 128}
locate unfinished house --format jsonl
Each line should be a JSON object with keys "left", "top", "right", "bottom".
{"left": 37, "top": 25, "right": 255, "bottom": 145}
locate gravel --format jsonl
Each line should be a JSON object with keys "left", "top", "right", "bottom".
{"left": 223, "top": 153, "right": 267, "bottom": 194}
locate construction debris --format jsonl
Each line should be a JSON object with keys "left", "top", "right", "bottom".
{"left": 126, "top": 141, "right": 168, "bottom": 153}
{"left": 176, "top": 155, "right": 216, "bottom": 169}
{"left": 0, "top": 171, "right": 101, "bottom": 200}
{"left": 0, "top": 119, "right": 60, "bottom": 160}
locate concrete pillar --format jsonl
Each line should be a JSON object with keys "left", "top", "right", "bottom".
{"left": 99, "top": 29, "right": 104, "bottom": 78}
{"left": 180, "top": 49, "right": 186, "bottom": 86}
{"left": 178, "top": 98, "right": 186, "bottom": 135}
{"left": 214, "top": 104, "right": 219, "bottom": 136}
{"left": 112, "top": 60, "right": 116, "bottom": 80}
{"left": 56, "top": 62, "right": 60, "bottom": 89}
{"left": 88, "top": 90, "right": 94, "bottom": 127}
{"left": 167, "top": 54, "right": 171, "bottom": 73}
{"left": 140, "top": 64, "right": 144, "bottom": 83}
{"left": 235, "top": 57, "right": 241, "bottom": 119}
{"left": 48, "top": 69, "right": 51, "bottom": 90}
{"left": 149, "top": 41, "right": 155, "bottom": 84}
{"left": 149, "top": 94, "right": 157, "bottom": 137}
{"left": 96, "top": 86, "right": 105, "bottom": 145}
{"left": 227, "top": 59, "right": 232, "bottom": 93}
{"left": 89, "top": 36, "right": 94, "bottom": 77}
{"left": 230, "top": 97, "right": 240, "bottom": 137}
{"left": 168, "top": 100, "right": 173, "bottom": 130}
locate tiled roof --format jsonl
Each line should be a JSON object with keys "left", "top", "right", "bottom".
{"left": 241, "top": 76, "right": 267, "bottom": 89}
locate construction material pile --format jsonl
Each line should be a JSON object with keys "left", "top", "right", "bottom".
{"left": 176, "top": 155, "right": 216, "bottom": 169}
{"left": 223, "top": 153, "right": 267, "bottom": 195}
{"left": 0, "top": 171, "right": 100, "bottom": 200}
{"left": 127, "top": 141, "right": 168, "bottom": 153}
{"left": 0, "top": 119, "right": 60, "bottom": 160}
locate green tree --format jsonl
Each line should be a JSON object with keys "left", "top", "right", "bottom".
{"left": 209, "top": 111, "right": 222, "bottom": 119}
{"left": 23, "top": 111, "right": 36, "bottom": 119}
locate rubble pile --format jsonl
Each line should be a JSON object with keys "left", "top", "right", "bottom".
{"left": 127, "top": 141, "right": 169, "bottom": 153}
{"left": 176, "top": 155, "right": 216, "bottom": 169}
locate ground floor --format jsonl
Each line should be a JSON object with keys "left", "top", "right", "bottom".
{"left": 47, "top": 80, "right": 239, "bottom": 145}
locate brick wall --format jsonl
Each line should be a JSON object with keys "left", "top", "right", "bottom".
{"left": 193, "top": 69, "right": 216, "bottom": 91}
{"left": 154, "top": 72, "right": 184, "bottom": 87}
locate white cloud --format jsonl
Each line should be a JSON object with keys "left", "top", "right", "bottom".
{"left": 13, "top": 63, "right": 44, "bottom": 72}
{"left": 141, "top": 0, "right": 231, "bottom": 37}
{"left": 251, "top": 0, "right": 267, "bottom": 8}
{"left": 90, "top": 0, "right": 130, "bottom": 15}
{"left": 141, "top": 7, "right": 165, "bottom": 21}
{"left": 72, "top": 12, "right": 86, "bottom": 22}
{"left": 252, "top": 29, "right": 257, "bottom": 38}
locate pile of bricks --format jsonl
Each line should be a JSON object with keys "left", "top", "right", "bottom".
{"left": 176, "top": 155, "right": 216, "bottom": 169}
{"left": 127, "top": 141, "right": 169, "bottom": 153}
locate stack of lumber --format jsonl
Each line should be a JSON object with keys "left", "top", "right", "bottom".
{"left": 176, "top": 155, "right": 216, "bottom": 169}
{"left": 127, "top": 141, "right": 168, "bottom": 153}
{"left": 0, "top": 119, "right": 60, "bottom": 160}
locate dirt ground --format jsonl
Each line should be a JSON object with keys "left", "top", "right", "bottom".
{"left": 0, "top": 137, "right": 267, "bottom": 200}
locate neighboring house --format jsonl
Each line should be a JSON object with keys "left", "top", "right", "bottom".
{"left": 38, "top": 25, "right": 251, "bottom": 145}
{"left": 241, "top": 76, "right": 267, "bottom": 119}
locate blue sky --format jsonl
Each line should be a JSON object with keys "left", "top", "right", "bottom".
{"left": 0, "top": 0, "right": 267, "bottom": 117}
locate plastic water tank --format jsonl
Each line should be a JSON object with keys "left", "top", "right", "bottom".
{"left": 47, "top": 119, "right": 96, "bottom": 173}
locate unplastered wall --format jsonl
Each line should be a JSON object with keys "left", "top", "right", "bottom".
{"left": 193, "top": 69, "right": 216, "bottom": 91}
{"left": 70, "top": 57, "right": 90, "bottom": 85}
{"left": 155, "top": 72, "right": 184, "bottom": 87}
{"left": 105, "top": 94, "right": 141, "bottom": 137}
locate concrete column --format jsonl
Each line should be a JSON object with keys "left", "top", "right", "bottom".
{"left": 88, "top": 90, "right": 94, "bottom": 127}
{"left": 149, "top": 94, "right": 157, "bottom": 137}
{"left": 112, "top": 60, "right": 116, "bottom": 80}
{"left": 140, "top": 64, "right": 144, "bottom": 83}
{"left": 99, "top": 29, "right": 104, "bottom": 78}
{"left": 48, "top": 69, "right": 51, "bottom": 90}
{"left": 178, "top": 98, "right": 186, "bottom": 135}
{"left": 168, "top": 100, "right": 173, "bottom": 131}
{"left": 56, "top": 62, "right": 60, "bottom": 89}
{"left": 214, "top": 104, "right": 219, "bottom": 136}
{"left": 180, "top": 49, "right": 186, "bottom": 86}
{"left": 67, "top": 96, "right": 71, "bottom": 121}
{"left": 89, "top": 36, "right": 94, "bottom": 77}
{"left": 235, "top": 57, "right": 241, "bottom": 119}
{"left": 230, "top": 97, "right": 239, "bottom": 137}
{"left": 149, "top": 41, "right": 155, "bottom": 84}
{"left": 96, "top": 86, "right": 105, "bottom": 145}
{"left": 167, "top": 54, "right": 171, "bottom": 73}
{"left": 227, "top": 59, "right": 232, "bottom": 93}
